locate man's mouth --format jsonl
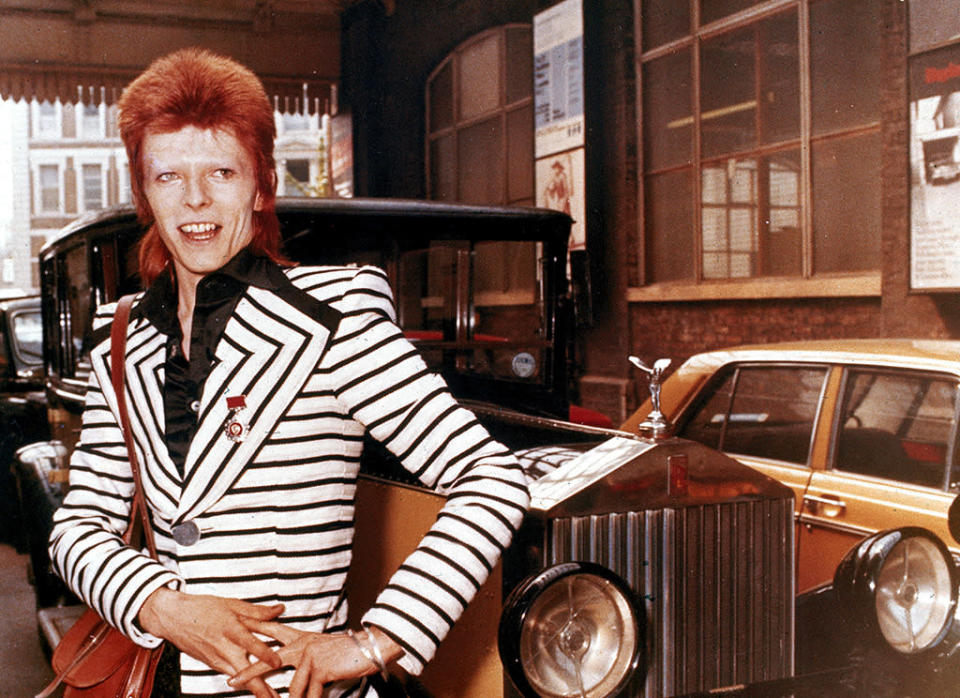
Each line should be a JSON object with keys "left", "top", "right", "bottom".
{"left": 179, "top": 223, "right": 220, "bottom": 240}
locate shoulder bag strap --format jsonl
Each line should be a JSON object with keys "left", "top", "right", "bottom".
{"left": 110, "top": 294, "right": 158, "bottom": 559}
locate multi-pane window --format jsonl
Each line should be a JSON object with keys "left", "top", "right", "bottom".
{"left": 39, "top": 164, "right": 60, "bottom": 212}
{"left": 426, "top": 25, "right": 534, "bottom": 206}
{"left": 638, "top": 0, "right": 882, "bottom": 286}
{"left": 35, "top": 101, "right": 59, "bottom": 138}
{"left": 80, "top": 102, "right": 103, "bottom": 139}
{"left": 82, "top": 163, "right": 103, "bottom": 211}
{"left": 425, "top": 25, "right": 538, "bottom": 316}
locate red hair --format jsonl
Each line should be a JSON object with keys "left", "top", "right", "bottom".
{"left": 117, "top": 47, "right": 289, "bottom": 285}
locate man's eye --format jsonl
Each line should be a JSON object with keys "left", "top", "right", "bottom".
{"left": 156, "top": 173, "right": 177, "bottom": 183}
{"left": 214, "top": 168, "right": 235, "bottom": 178}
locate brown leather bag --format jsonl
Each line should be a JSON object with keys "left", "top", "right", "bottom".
{"left": 37, "top": 295, "right": 164, "bottom": 698}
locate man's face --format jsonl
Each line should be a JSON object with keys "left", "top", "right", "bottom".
{"left": 141, "top": 125, "right": 262, "bottom": 293}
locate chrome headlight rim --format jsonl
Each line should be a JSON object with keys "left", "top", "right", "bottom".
{"left": 498, "top": 561, "right": 645, "bottom": 698}
{"left": 835, "top": 526, "right": 957, "bottom": 656}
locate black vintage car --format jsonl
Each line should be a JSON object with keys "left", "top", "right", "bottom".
{"left": 0, "top": 294, "right": 46, "bottom": 546}
{"left": 18, "top": 198, "right": 802, "bottom": 697}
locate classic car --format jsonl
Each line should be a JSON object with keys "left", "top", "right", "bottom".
{"left": 0, "top": 293, "right": 45, "bottom": 549}
{"left": 620, "top": 340, "right": 960, "bottom": 593}
{"left": 18, "top": 198, "right": 802, "bottom": 697}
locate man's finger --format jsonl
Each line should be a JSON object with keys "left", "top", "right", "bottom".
{"left": 233, "top": 630, "right": 284, "bottom": 670}
{"left": 246, "top": 676, "right": 280, "bottom": 698}
{"left": 229, "top": 659, "right": 281, "bottom": 687}
{"left": 228, "top": 600, "right": 286, "bottom": 620}
{"left": 240, "top": 617, "right": 303, "bottom": 645}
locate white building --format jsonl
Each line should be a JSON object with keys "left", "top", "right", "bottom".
{"left": 2, "top": 97, "right": 328, "bottom": 291}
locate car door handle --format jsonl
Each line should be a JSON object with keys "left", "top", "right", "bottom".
{"left": 802, "top": 494, "right": 846, "bottom": 516}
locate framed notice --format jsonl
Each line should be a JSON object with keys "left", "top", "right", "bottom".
{"left": 909, "top": 43, "right": 960, "bottom": 291}
{"left": 533, "top": 0, "right": 584, "bottom": 159}
{"left": 536, "top": 148, "right": 585, "bottom": 251}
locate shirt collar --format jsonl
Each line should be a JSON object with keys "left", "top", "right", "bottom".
{"left": 139, "top": 249, "right": 288, "bottom": 335}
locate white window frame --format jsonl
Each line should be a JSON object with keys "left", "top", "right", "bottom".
{"left": 31, "top": 100, "right": 62, "bottom": 140}
{"left": 77, "top": 101, "right": 106, "bottom": 140}
{"left": 78, "top": 158, "right": 109, "bottom": 212}
{"left": 33, "top": 158, "right": 65, "bottom": 214}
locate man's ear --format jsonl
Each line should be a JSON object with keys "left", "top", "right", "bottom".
{"left": 255, "top": 171, "right": 277, "bottom": 211}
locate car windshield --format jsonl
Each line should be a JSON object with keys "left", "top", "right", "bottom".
{"left": 12, "top": 309, "right": 42, "bottom": 365}
{"left": 395, "top": 241, "right": 548, "bottom": 385}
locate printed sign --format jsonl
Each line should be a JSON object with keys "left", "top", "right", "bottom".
{"left": 909, "top": 44, "right": 960, "bottom": 291}
{"left": 533, "top": 0, "right": 584, "bottom": 159}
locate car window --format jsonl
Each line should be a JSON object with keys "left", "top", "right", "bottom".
{"left": 680, "top": 365, "right": 827, "bottom": 464}
{"left": 835, "top": 369, "right": 958, "bottom": 489}
{"left": 11, "top": 309, "right": 43, "bottom": 364}
{"left": 396, "top": 240, "right": 547, "bottom": 385}
{"left": 61, "top": 244, "right": 93, "bottom": 383}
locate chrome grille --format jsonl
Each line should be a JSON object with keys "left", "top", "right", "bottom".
{"left": 545, "top": 497, "right": 794, "bottom": 696}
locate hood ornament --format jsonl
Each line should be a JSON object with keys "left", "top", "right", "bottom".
{"left": 629, "top": 356, "right": 673, "bottom": 439}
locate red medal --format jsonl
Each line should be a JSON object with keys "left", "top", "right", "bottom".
{"left": 224, "top": 394, "right": 248, "bottom": 443}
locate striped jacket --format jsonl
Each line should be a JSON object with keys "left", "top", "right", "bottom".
{"left": 49, "top": 264, "right": 530, "bottom": 696}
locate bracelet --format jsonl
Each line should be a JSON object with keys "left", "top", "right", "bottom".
{"left": 346, "top": 628, "right": 389, "bottom": 681}
{"left": 361, "top": 626, "right": 391, "bottom": 681}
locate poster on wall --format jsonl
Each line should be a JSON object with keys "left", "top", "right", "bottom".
{"left": 533, "top": 0, "right": 584, "bottom": 159}
{"left": 536, "top": 148, "right": 585, "bottom": 251}
{"left": 909, "top": 43, "right": 960, "bottom": 291}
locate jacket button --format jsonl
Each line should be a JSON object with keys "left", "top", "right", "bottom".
{"left": 171, "top": 521, "right": 201, "bottom": 546}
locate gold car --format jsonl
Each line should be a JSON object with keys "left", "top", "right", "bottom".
{"left": 622, "top": 339, "right": 960, "bottom": 592}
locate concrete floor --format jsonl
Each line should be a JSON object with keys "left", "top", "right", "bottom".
{"left": 0, "top": 543, "right": 58, "bottom": 697}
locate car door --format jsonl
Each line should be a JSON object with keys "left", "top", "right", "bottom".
{"left": 798, "top": 367, "right": 960, "bottom": 591}
{"left": 677, "top": 363, "right": 827, "bottom": 566}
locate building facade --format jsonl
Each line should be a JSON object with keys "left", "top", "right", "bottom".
{"left": 338, "top": 0, "right": 960, "bottom": 422}
{"left": 4, "top": 100, "right": 328, "bottom": 292}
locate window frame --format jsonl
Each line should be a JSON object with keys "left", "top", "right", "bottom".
{"left": 34, "top": 159, "right": 64, "bottom": 215}
{"left": 425, "top": 24, "right": 535, "bottom": 207}
{"left": 80, "top": 160, "right": 107, "bottom": 212}
{"left": 32, "top": 100, "right": 62, "bottom": 140}
{"left": 829, "top": 365, "right": 960, "bottom": 491}
{"left": 632, "top": 0, "right": 883, "bottom": 301}
{"left": 77, "top": 101, "right": 105, "bottom": 140}
{"left": 676, "top": 360, "right": 831, "bottom": 467}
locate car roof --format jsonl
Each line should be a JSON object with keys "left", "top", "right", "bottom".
{"left": 683, "top": 338, "right": 960, "bottom": 375}
{"left": 43, "top": 197, "right": 573, "bottom": 255}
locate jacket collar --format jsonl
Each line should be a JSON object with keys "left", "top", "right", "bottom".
{"left": 93, "top": 268, "right": 339, "bottom": 525}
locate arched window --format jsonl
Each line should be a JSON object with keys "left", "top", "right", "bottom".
{"left": 426, "top": 25, "right": 534, "bottom": 205}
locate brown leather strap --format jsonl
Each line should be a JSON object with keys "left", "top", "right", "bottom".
{"left": 36, "top": 294, "right": 163, "bottom": 698}
{"left": 110, "top": 294, "right": 157, "bottom": 558}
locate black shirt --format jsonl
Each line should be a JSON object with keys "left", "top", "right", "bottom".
{"left": 138, "top": 250, "right": 288, "bottom": 476}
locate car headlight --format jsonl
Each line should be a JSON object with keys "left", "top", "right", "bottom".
{"left": 835, "top": 527, "right": 957, "bottom": 655}
{"left": 498, "top": 562, "right": 644, "bottom": 697}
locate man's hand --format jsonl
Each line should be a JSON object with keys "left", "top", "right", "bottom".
{"left": 138, "top": 587, "right": 286, "bottom": 698}
{"left": 228, "top": 621, "right": 404, "bottom": 698}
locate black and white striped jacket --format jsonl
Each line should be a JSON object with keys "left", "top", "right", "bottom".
{"left": 49, "top": 264, "right": 530, "bottom": 696}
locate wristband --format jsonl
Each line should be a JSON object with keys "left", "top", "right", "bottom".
{"left": 361, "top": 626, "right": 391, "bottom": 681}
{"left": 347, "top": 628, "right": 389, "bottom": 681}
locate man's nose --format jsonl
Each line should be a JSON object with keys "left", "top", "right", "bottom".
{"left": 183, "top": 176, "right": 210, "bottom": 208}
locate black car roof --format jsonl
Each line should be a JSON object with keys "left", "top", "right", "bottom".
{"left": 43, "top": 197, "right": 573, "bottom": 258}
